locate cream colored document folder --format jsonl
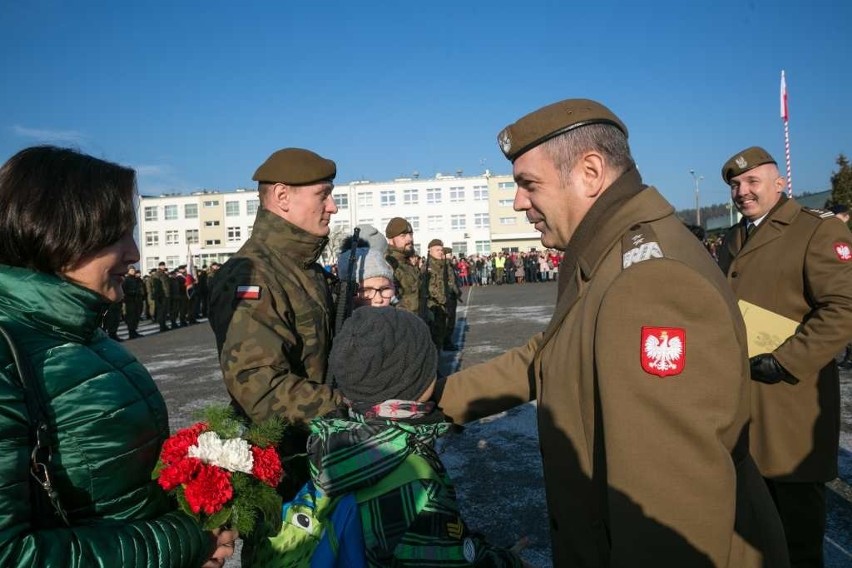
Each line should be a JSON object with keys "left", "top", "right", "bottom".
{"left": 737, "top": 300, "right": 800, "bottom": 357}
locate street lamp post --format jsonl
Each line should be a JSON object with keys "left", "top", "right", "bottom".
{"left": 690, "top": 170, "right": 703, "bottom": 227}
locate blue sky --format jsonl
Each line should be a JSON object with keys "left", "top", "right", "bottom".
{"left": 2, "top": 0, "right": 850, "bottom": 211}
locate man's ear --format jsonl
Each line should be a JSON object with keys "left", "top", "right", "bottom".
{"left": 775, "top": 175, "right": 787, "bottom": 194}
{"left": 269, "top": 183, "right": 291, "bottom": 212}
{"left": 579, "top": 151, "right": 606, "bottom": 198}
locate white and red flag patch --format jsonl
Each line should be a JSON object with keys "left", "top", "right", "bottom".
{"left": 834, "top": 242, "right": 852, "bottom": 262}
{"left": 235, "top": 285, "right": 262, "bottom": 300}
{"left": 641, "top": 326, "right": 685, "bottom": 377}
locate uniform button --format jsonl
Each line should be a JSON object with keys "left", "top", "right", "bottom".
{"left": 731, "top": 271, "right": 739, "bottom": 278}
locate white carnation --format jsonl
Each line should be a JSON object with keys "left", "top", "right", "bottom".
{"left": 188, "top": 431, "right": 254, "bottom": 474}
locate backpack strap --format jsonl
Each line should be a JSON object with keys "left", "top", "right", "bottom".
{"left": 355, "top": 453, "right": 440, "bottom": 504}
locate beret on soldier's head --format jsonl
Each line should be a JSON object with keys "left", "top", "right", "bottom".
{"left": 497, "top": 98, "right": 628, "bottom": 162}
{"left": 385, "top": 217, "right": 413, "bottom": 238}
{"left": 252, "top": 147, "right": 336, "bottom": 185}
{"left": 721, "top": 146, "right": 777, "bottom": 183}
{"left": 428, "top": 238, "right": 443, "bottom": 249}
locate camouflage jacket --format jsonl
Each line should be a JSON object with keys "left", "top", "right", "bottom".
{"left": 425, "top": 258, "right": 459, "bottom": 308}
{"left": 385, "top": 246, "right": 421, "bottom": 313}
{"left": 208, "top": 208, "right": 341, "bottom": 427}
{"left": 151, "top": 270, "right": 171, "bottom": 300}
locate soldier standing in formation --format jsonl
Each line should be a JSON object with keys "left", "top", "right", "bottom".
{"left": 424, "top": 238, "right": 460, "bottom": 351}
{"left": 151, "top": 261, "right": 171, "bottom": 332}
{"left": 442, "top": 246, "right": 460, "bottom": 350}
{"left": 718, "top": 146, "right": 852, "bottom": 567}
{"left": 122, "top": 265, "right": 144, "bottom": 339}
{"left": 437, "top": 98, "right": 787, "bottom": 566}
{"left": 384, "top": 217, "right": 422, "bottom": 315}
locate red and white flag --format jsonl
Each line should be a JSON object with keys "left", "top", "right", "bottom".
{"left": 780, "top": 70, "right": 788, "bottom": 121}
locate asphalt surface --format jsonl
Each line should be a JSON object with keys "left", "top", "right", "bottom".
{"left": 122, "top": 280, "right": 852, "bottom": 567}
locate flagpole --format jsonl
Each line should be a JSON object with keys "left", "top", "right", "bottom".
{"left": 781, "top": 70, "right": 792, "bottom": 197}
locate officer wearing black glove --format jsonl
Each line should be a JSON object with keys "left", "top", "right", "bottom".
{"left": 748, "top": 354, "right": 799, "bottom": 385}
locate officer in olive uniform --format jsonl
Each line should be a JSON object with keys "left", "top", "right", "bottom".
{"left": 718, "top": 146, "right": 852, "bottom": 567}
{"left": 151, "top": 262, "right": 171, "bottom": 332}
{"left": 442, "top": 246, "right": 461, "bottom": 350}
{"left": 122, "top": 265, "right": 145, "bottom": 339}
{"left": 384, "top": 217, "right": 421, "bottom": 314}
{"left": 424, "top": 238, "right": 460, "bottom": 351}
{"left": 437, "top": 99, "right": 787, "bottom": 566}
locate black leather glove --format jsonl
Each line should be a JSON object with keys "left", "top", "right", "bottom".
{"left": 749, "top": 354, "right": 799, "bottom": 385}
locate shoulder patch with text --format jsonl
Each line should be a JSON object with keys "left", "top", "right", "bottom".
{"left": 641, "top": 326, "right": 685, "bottom": 377}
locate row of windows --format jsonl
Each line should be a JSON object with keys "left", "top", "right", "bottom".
{"left": 353, "top": 185, "right": 489, "bottom": 208}
{"left": 144, "top": 227, "right": 253, "bottom": 247}
{"left": 143, "top": 200, "right": 260, "bottom": 222}
{"left": 334, "top": 213, "right": 492, "bottom": 233}
{"left": 144, "top": 252, "right": 234, "bottom": 271}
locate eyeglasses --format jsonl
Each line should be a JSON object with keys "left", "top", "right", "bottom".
{"left": 357, "top": 285, "right": 395, "bottom": 299}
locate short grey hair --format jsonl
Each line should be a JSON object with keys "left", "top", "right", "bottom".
{"left": 540, "top": 123, "right": 634, "bottom": 183}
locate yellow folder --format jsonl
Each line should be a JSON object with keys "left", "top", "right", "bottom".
{"left": 737, "top": 300, "right": 800, "bottom": 357}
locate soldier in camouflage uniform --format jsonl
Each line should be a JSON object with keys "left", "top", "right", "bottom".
{"left": 122, "top": 265, "right": 145, "bottom": 338}
{"left": 425, "top": 238, "right": 460, "bottom": 351}
{"left": 384, "top": 217, "right": 421, "bottom": 315}
{"left": 442, "top": 246, "right": 461, "bottom": 350}
{"left": 151, "top": 262, "right": 171, "bottom": 332}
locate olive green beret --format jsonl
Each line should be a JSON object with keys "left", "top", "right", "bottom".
{"left": 497, "top": 98, "right": 628, "bottom": 162}
{"left": 385, "top": 217, "right": 413, "bottom": 238}
{"left": 721, "top": 146, "right": 776, "bottom": 183}
{"left": 427, "top": 238, "right": 443, "bottom": 249}
{"left": 252, "top": 147, "right": 336, "bottom": 185}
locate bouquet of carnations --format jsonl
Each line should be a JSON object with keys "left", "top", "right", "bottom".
{"left": 153, "top": 405, "right": 286, "bottom": 535}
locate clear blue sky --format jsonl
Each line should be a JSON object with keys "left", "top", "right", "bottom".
{"left": 2, "top": 0, "right": 849, "bottom": 211}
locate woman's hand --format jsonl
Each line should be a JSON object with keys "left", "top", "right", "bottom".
{"left": 201, "top": 528, "right": 239, "bottom": 568}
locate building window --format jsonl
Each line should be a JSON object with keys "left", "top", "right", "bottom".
{"left": 165, "top": 230, "right": 179, "bottom": 245}
{"left": 451, "top": 215, "right": 466, "bottom": 230}
{"left": 499, "top": 217, "right": 517, "bottom": 225}
{"left": 357, "top": 192, "right": 373, "bottom": 208}
{"left": 204, "top": 220, "right": 220, "bottom": 227}
{"left": 247, "top": 199, "right": 260, "bottom": 216}
{"left": 360, "top": 218, "right": 374, "bottom": 226}
{"left": 474, "top": 213, "right": 489, "bottom": 228}
{"left": 203, "top": 200, "right": 219, "bottom": 208}
{"left": 476, "top": 240, "right": 491, "bottom": 254}
{"left": 403, "top": 189, "right": 418, "bottom": 205}
{"left": 409, "top": 216, "right": 420, "bottom": 231}
{"left": 144, "top": 206, "right": 158, "bottom": 222}
{"left": 145, "top": 231, "right": 159, "bottom": 246}
{"left": 452, "top": 241, "right": 468, "bottom": 255}
{"left": 227, "top": 226, "right": 241, "bottom": 242}
{"left": 427, "top": 215, "right": 442, "bottom": 231}
{"left": 205, "top": 239, "right": 221, "bottom": 246}
{"left": 185, "top": 203, "right": 198, "bottom": 218}
{"left": 473, "top": 185, "right": 488, "bottom": 201}
{"left": 380, "top": 190, "right": 396, "bottom": 207}
{"left": 426, "top": 187, "right": 441, "bottom": 204}
{"left": 145, "top": 257, "right": 160, "bottom": 271}
{"left": 166, "top": 256, "right": 179, "bottom": 268}
{"left": 225, "top": 201, "right": 240, "bottom": 216}
{"left": 498, "top": 181, "right": 516, "bottom": 190}
{"left": 186, "top": 229, "right": 199, "bottom": 244}
{"left": 336, "top": 193, "right": 349, "bottom": 209}
{"left": 164, "top": 205, "right": 178, "bottom": 220}
{"left": 246, "top": 226, "right": 253, "bottom": 237}
{"left": 498, "top": 199, "right": 514, "bottom": 207}
{"left": 449, "top": 186, "right": 465, "bottom": 203}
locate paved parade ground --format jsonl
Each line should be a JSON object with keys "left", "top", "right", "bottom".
{"left": 123, "top": 280, "right": 852, "bottom": 567}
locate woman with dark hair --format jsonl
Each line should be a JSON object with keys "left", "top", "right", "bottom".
{"left": 0, "top": 146, "right": 236, "bottom": 567}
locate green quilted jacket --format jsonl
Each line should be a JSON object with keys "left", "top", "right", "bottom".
{"left": 0, "top": 265, "right": 210, "bottom": 567}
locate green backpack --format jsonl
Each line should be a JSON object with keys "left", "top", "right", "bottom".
{"left": 254, "top": 453, "right": 439, "bottom": 567}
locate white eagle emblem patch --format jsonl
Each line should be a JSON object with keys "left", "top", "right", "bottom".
{"left": 641, "top": 327, "right": 685, "bottom": 377}
{"left": 498, "top": 129, "right": 512, "bottom": 155}
{"left": 834, "top": 242, "right": 852, "bottom": 261}
{"left": 735, "top": 155, "right": 748, "bottom": 169}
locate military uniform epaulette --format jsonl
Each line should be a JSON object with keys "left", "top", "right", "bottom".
{"left": 802, "top": 207, "right": 835, "bottom": 219}
{"left": 621, "top": 223, "right": 664, "bottom": 269}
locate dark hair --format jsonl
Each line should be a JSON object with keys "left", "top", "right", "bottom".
{"left": 0, "top": 146, "right": 137, "bottom": 272}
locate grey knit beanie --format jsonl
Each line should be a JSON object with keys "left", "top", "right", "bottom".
{"left": 337, "top": 224, "right": 394, "bottom": 283}
{"left": 330, "top": 306, "right": 438, "bottom": 405}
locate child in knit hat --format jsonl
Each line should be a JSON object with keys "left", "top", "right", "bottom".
{"left": 303, "top": 307, "right": 527, "bottom": 566}
{"left": 336, "top": 224, "right": 397, "bottom": 308}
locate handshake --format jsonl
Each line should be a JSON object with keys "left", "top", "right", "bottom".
{"left": 748, "top": 354, "right": 799, "bottom": 385}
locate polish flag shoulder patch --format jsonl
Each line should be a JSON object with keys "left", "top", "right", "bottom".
{"left": 833, "top": 242, "right": 852, "bottom": 262}
{"left": 235, "top": 285, "right": 262, "bottom": 300}
{"left": 641, "top": 326, "right": 685, "bottom": 377}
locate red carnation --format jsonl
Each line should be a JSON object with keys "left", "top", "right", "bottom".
{"left": 183, "top": 464, "right": 233, "bottom": 515}
{"left": 157, "top": 457, "right": 203, "bottom": 491}
{"left": 250, "top": 445, "right": 284, "bottom": 487}
{"left": 160, "top": 422, "right": 208, "bottom": 465}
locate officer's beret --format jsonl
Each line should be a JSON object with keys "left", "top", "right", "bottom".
{"left": 721, "top": 146, "right": 776, "bottom": 183}
{"left": 428, "top": 238, "right": 443, "bottom": 248}
{"left": 385, "top": 217, "right": 413, "bottom": 238}
{"left": 252, "top": 148, "right": 336, "bottom": 185}
{"left": 497, "top": 98, "right": 628, "bottom": 162}
{"left": 443, "top": 247, "right": 452, "bottom": 254}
